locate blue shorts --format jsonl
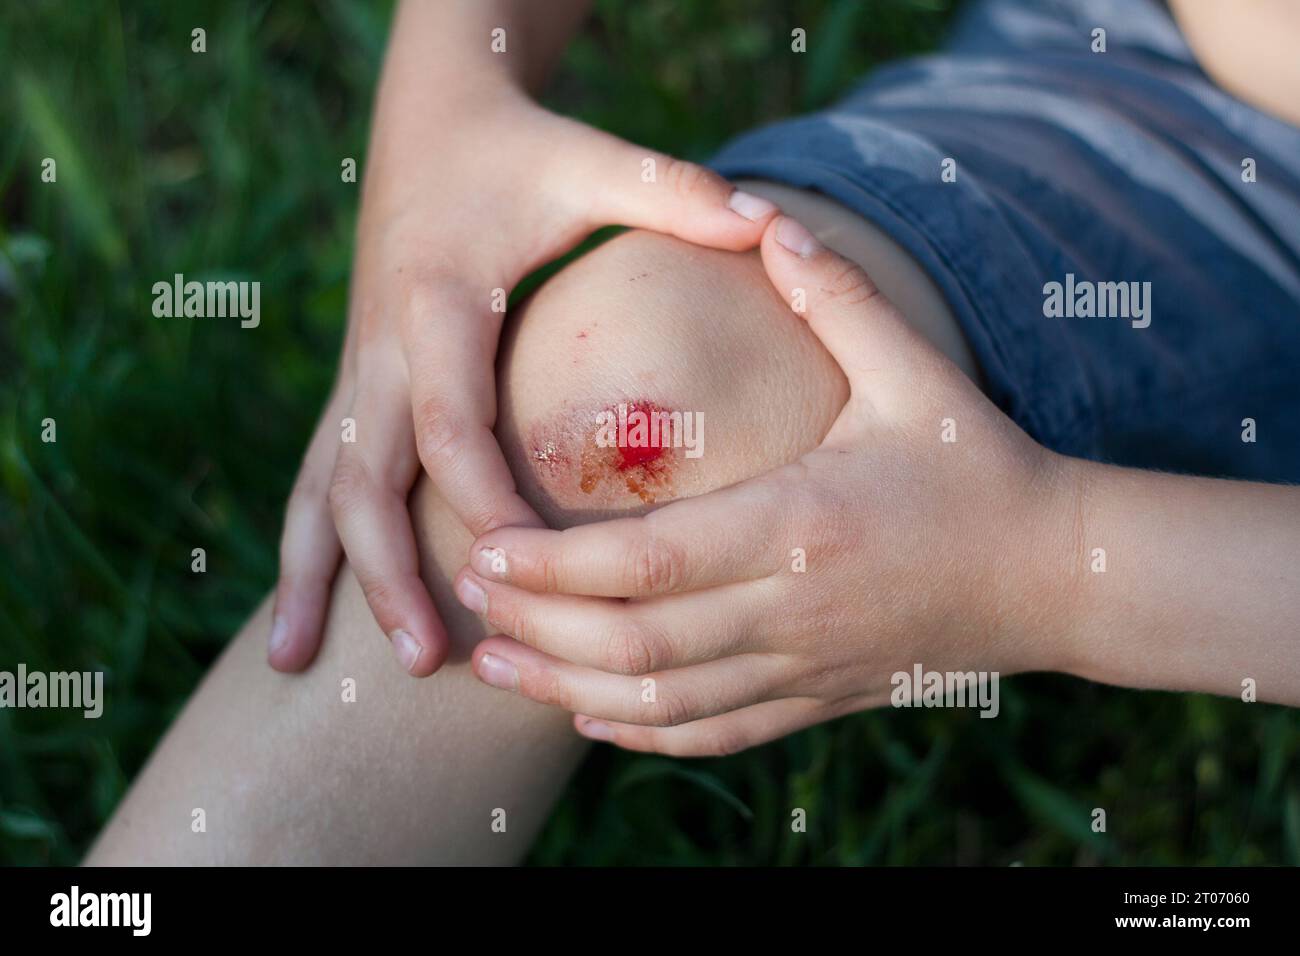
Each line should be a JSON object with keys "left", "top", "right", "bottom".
{"left": 712, "top": 0, "right": 1300, "bottom": 482}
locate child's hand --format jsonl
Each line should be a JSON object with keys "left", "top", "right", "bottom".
{"left": 454, "top": 216, "right": 1073, "bottom": 754}
{"left": 270, "top": 83, "right": 778, "bottom": 676}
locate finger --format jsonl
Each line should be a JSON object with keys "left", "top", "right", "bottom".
{"left": 759, "top": 215, "right": 953, "bottom": 421}
{"left": 469, "top": 473, "right": 790, "bottom": 597}
{"left": 404, "top": 289, "right": 544, "bottom": 537}
{"left": 271, "top": 482, "right": 342, "bottom": 672}
{"left": 270, "top": 392, "right": 349, "bottom": 672}
{"left": 472, "top": 636, "right": 793, "bottom": 728}
{"left": 453, "top": 568, "right": 762, "bottom": 674}
{"left": 571, "top": 127, "right": 779, "bottom": 250}
{"left": 573, "top": 697, "right": 827, "bottom": 757}
{"left": 329, "top": 370, "right": 448, "bottom": 676}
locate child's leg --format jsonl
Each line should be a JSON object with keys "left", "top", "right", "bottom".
{"left": 86, "top": 226, "right": 858, "bottom": 865}
{"left": 85, "top": 523, "right": 587, "bottom": 865}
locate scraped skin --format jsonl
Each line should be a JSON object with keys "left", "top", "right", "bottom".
{"left": 525, "top": 398, "right": 690, "bottom": 506}
{"left": 88, "top": 179, "right": 975, "bottom": 862}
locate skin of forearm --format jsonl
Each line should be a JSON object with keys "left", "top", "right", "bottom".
{"left": 1049, "top": 456, "right": 1300, "bottom": 705}
{"left": 383, "top": 0, "right": 591, "bottom": 104}
{"left": 359, "top": 0, "right": 592, "bottom": 229}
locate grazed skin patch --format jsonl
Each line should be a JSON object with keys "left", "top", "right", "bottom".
{"left": 527, "top": 399, "right": 683, "bottom": 506}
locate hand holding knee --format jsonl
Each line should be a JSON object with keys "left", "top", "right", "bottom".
{"left": 457, "top": 217, "right": 1073, "bottom": 756}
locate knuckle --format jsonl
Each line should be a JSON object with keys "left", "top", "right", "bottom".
{"left": 326, "top": 455, "right": 372, "bottom": 519}
{"left": 786, "top": 473, "right": 842, "bottom": 550}
{"left": 414, "top": 394, "right": 466, "bottom": 467}
{"left": 602, "top": 619, "right": 668, "bottom": 676}
{"left": 664, "top": 157, "right": 713, "bottom": 200}
{"left": 438, "top": 481, "right": 503, "bottom": 538}
{"left": 460, "top": 501, "right": 503, "bottom": 539}
{"left": 822, "top": 263, "right": 880, "bottom": 306}
{"left": 538, "top": 551, "right": 562, "bottom": 594}
{"left": 531, "top": 668, "right": 574, "bottom": 713}
{"left": 358, "top": 576, "right": 399, "bottom": 616}
{"left": 627, "top": 531, "right": 684, "bottom": 595}
{"left": 801, "top": 655, "right": 842, "bottom": 692}
{"left": 652, "top": 688, "right": 692, "bottom": 728}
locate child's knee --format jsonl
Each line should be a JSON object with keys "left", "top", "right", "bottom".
{"left": 406, "top": 229, "right": 849, "bottom": 653}
{"left": 493, "top": 229, "right": 849, "bottom": 527}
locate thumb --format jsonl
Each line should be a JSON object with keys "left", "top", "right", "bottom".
{"left": 758, "top": 215, "right": 950, "bottom": 421}
{"left": 402, "top": 286, "right": 546, "bottom": 537}
{"left": 571, "top": 127, "right": 779, "bottom": 250}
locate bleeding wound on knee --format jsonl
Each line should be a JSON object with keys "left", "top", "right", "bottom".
{"left": 527, "top": 399, "right": 704, "bottom": 505}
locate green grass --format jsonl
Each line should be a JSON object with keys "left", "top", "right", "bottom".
{"left": 2, "top": 0, "right": 1298, "bottom": 866}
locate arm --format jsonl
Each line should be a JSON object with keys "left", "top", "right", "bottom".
{"left": 1062, "top": 460, "right": 1300, "bottom": 704}
{"left": 378, "top": 0, "right": 592, "bottom": 99}
{"left": 453, "top": 217, "right": 1299, "bottom": 757}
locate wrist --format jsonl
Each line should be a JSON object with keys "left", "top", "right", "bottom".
{"left": 361, "top": 77, "right": 536, "bottom": 216}
{"left": 1006, "top": 449, "right": 1101, "bottom": 679}
{"left": 382, "top": 0, "right": 585, "bottom": 103}
{"left": 1026, "top": 453, "right": 1164, "bottom": 689}
{"left": 373, "top": 47, "right": 530, "bottom": 135}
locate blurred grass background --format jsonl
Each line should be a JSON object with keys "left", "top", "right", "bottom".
{"left": 2, "top": 0, "right": 1298, "bottom": 867}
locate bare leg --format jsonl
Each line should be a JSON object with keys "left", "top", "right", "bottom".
{"left": 85, "top": 501, "right": 586, "bottom": 865}
{"left": 87, "top": 201, "right": 968, "bottom": 864}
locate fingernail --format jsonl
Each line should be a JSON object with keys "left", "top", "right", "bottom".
{"left": 775, "top": 216, "right": 821, "bottom": 258}
{"left": 390, "top": 629, "right": 422, "bottom": 674}
{"left": 269, "top": 615, "right": 290, "bottom": 656}
{"left": 579, "top": 718, "right": 615, "bottom": 742}
{"left": 478, "top": 652, "right": 519, "bottom": 691}
{"left": 474, "top": 546, "right": 508, "bottom": 579}
{"left": 456, "top": 575, "right": 488, "bottom": 616}
{"left": 727, "top": 189, "right": 778, "bottom": 222}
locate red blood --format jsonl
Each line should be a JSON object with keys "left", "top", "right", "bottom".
{"left": 615, "top": 401, "right": 668, "bottom": 472}
{"left": 617, "top": 441, "right": 664, "bottom": 471}
{"left": 570, "top": 399, "right": 679, "bottom": 503}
